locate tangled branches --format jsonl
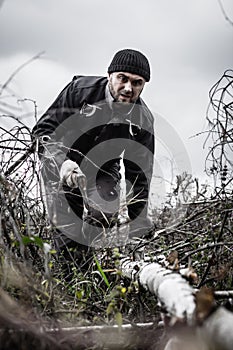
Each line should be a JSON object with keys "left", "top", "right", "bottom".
{"left": 205, "top": 70, "right": 233, "bottom": 197}
{"left": 0, "top": 128, "right": 49, "bottom": 265}
{"left": 0, "top": 52, "right": 51, "bottom": 262}
{"left": 0, "top": 64, "right": 233, "bottom": 349}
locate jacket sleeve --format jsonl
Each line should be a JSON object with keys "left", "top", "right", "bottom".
{"left": 32, "top": 79, "right": 78, "bottom": 137}
{"left": 32, "top": 80, "right": 78, "bottom": 182}
{"left": 124, "top": 124, "right": 154, "bottom": 221}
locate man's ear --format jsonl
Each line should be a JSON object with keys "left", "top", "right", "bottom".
{"left": 107, "top": 73, "right": 111, "bottom": 81}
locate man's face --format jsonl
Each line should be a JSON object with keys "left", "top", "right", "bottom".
{"left": 108, "top": 72, "right": 146, "bottom": 104}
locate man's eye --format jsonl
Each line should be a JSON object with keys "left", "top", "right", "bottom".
{"left": 118, "top": 75, "right": 127, "bottom": 83}
{"left": 133, "top": 80, "right": 143, "bottom": 87}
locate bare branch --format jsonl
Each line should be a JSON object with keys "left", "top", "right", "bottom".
{"left": 217, "top": 0, "right": 233, "bottom": 26}
{"left": 0, "top": 51, "right": 45, "bottom": 96}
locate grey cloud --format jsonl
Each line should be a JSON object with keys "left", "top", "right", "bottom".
{"left": 1, "top": 0, "right": 232, "bottom": 80}
{"left": 0, "top": 0, "right": 232, "bottom": 180}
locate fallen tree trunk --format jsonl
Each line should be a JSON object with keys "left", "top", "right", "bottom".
{"left": 200, "top": 307, "right": 233, "bottom": 350}
{"left": 120, "top": 258, "right": 233, "bottom": 350}
{"left": 164, "top": 307, "right": 233, "bottom": 350}
{"left": 120, "top": 258, "right": 196, "bottom": 324}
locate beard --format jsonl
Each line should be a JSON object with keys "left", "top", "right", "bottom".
{"left": 108, "top": 81, "right": 134, "bottom": 104}
{"left": 108, "top": 79, "right": 137, "bottom": 115}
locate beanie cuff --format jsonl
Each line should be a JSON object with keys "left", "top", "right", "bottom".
{"left": 107, "top": 49, "right": 150, "bottom": 82}
{"left": 108, "top": 64, "right": 150, "bottom": 82}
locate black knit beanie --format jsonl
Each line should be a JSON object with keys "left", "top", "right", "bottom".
{"left": 108, "top": 49, "right": 150, "bottom": 82}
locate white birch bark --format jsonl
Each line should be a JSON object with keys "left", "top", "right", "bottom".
{"left": 164, "top": 307, "right": 233, "bottom": 350}
{"left": 120, "top": 258, "right": 233, "bottom": 350}
{"left": 120, "top": 258, "right": 196, "bottom": 324}
{"left": 199, "top": 307, "right": 233, "bottom": 350}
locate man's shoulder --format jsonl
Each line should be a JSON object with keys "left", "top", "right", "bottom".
{"left": 71, "top": 75, "right": 108, "bottom": 89}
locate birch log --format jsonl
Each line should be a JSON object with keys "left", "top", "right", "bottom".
{"left": 120, "top": 258, "right": 196, "bottom": 324}
{"left": 120, "top": 258, "right": 233, "bottom": 350}
{"left": 199, "top": 306, "right": 233, "bottom": 350}
{"left": 164, "top": 307, "right": 233, "bottom": 350}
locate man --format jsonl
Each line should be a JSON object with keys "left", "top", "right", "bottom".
{"left": 32, "top": 49, "right": 154, "bottom": 269}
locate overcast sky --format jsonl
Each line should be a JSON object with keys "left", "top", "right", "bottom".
{"left": 0, "top": 0, "right": 233, "bottom": 196}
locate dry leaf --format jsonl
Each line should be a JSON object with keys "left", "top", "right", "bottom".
{"left": 196, "top": 287, "right": 215, "bottom": 322}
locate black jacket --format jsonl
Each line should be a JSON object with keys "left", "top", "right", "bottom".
{"left": 32, "top": 76, "right": 154, "bottom": 220}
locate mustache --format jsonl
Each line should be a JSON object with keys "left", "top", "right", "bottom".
{"left": 120, "top": 90, "right": 133, "bottom": 96}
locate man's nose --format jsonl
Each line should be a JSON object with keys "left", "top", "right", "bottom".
{"left": 124, "top": 81, "right": 132, "bottom": 92}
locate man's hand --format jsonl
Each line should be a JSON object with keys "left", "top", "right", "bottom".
{"left": 60, "top": 159, "right": 86, "bottom": 189}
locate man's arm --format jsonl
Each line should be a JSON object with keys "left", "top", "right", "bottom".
{"left": 32, "top": 80, "right": 80, "bottom": 182}
{"left": 32, "top": 80, "right": 77, "bottom": 137}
